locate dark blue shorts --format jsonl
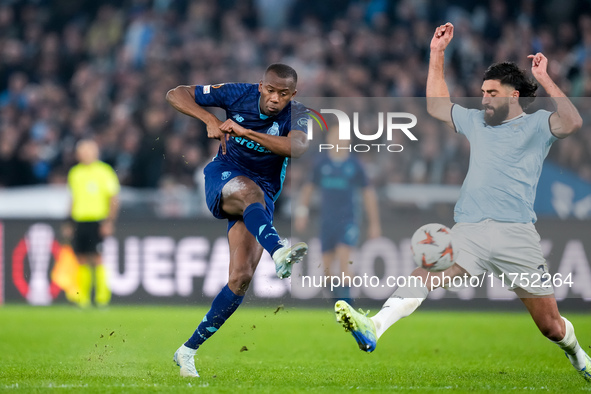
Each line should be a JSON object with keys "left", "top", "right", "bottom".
{"left": 320, "top": 221, "right": 359, "bottom": 252}
{"left": 204, "top": 160, "right": 275, "bottom": 232}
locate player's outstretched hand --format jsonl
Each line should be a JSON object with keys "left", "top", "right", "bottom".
{"left": 430, "top": 22, "right": 454, "bottom": 52}
{"left": 528, "top": 53, "right": 549, "bottom": 81}
{"left": 206, "top": 118, "right": 227, "bottom": 154}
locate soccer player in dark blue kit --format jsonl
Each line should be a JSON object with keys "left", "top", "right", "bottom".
{"left": 166, "top": 64, "right": 309, "bottom": 377}
{"left": 295, "top": 126, "right": 381, "bottom": 303}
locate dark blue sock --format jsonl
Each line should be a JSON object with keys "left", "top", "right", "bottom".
{"left": 184, "top": 284, "right": 244, "bottom": 349}
{"left": 243, "top": 202, "right": 282, "bottom": 256}
{"left": 334, "top": 286, "right": 352, "bottom": 306}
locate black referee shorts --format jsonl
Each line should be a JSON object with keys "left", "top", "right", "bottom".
{"left": 72, "top": 221, "right": 103, "bottom": 255}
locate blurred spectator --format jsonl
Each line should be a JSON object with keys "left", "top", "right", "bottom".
{"left": 130, "top": 107, "right": 167, "bottom": 188}
{"left": 0, "top": 71, "right": 29, "bottom": 109}
{"left": 0, "top": 0, "right": 589, "bottom": 203}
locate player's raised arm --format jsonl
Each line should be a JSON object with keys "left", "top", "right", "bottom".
{"left": 426, "top": 23, "right": 454, "bottom": 129}
{"left": 166, "top": 85, "right": 227, "bottom": 154}
{"left": 527, "top": 53, "right": 583, "bottom": 138}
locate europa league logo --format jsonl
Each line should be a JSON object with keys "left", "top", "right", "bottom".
{"left": 12, "top": 223, "right": 61, "bottom": 305}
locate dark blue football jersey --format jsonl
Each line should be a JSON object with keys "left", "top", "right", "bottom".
{"left": 311, "top": 155, "right": 369, "bottom": 224}
{"left": 194, "top": 83, "right": 309, "bottom": 200}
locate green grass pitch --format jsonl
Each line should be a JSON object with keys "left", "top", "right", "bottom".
{"left": 1, "top": 304, "right": 590, "bottom": 393}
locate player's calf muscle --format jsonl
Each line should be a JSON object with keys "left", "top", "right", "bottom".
{"left": 421, "top": 264, "right": 465, "bottom": 291}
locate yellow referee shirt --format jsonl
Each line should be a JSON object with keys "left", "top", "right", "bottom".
{"left": 67, "top": 161, "right": 120, "bottom": 222}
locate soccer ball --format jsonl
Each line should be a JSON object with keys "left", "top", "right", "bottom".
{"left": 410, "top": 223, "right": 455, "bottom": 272}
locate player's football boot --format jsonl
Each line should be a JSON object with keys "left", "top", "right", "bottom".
{"left": 335, "top": 300, "right": 377, "bottom": 352}
{"left": 577, "top": 352, "right": 591, "bottom": 382}
{"left": 272, "top": 240, "right": 308, "bottom": 279}
{"left": 173, "top": 345, "right": 199, "bottom": 377}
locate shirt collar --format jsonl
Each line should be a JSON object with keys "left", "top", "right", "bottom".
{"left": 502, "top": 112, "right": 526, "bottom": 124}
{"left": 258, "top": 96, "right": 269, "bottom": 120}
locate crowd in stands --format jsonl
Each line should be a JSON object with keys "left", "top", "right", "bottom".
{"left": 1, "top": 0, "right": 591, "bottom": 202}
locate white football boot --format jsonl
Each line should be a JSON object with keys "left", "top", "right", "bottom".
{"left": 272, "top": 240, "right": 308, "bottom": 279}
{"left": 173, "top": 345, "right": 199, "bottom": 377}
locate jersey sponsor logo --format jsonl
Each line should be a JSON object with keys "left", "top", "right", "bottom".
{"left": 203, "top": 85, "right": 211, "bottom": 94}
{"left": 221, "top": 171, "right": 232, "bottom": 180}
{"left": 267, "top": 122, "right": 280, "bottom": 136}
{"left": 297, "top": 117, "right": 308, "bottom": 128}
{"left": 233, "top": 114, "right": 244, "bottom": 122}
{"left": 232, "top": 137, "right": 272, "bottom": 153}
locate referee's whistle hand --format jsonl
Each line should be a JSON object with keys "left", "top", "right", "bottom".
{"left": 100, "top": 221, "right": 115, "bottom": 237}
{"left": 61, "top": 222, "right": 74, "bottom": 241}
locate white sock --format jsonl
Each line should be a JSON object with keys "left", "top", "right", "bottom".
{"left": 181, "top": 344, "right": 198, "bottom": 355}
{"left": 553, "top": 317, "right": 586, "bottom": 370}
{"left": 371, "top": 282, "right": 429, "bottom": 339}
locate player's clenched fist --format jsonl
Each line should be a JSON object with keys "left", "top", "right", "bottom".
{"left": 527, "top": 52, "right": 549, "bottom": 81}
{"left": 205, "top": 119, "right": 227, "bottom": 154}
{"left": 219, "top": 118, "right": 249, "bottom": 138}
{"left": 430, "top": 22, "right": 454, "bottom": 52}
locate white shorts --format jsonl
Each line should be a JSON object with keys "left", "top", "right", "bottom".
{"left": 452, "top": 220, "right": 554, "bottom": 296}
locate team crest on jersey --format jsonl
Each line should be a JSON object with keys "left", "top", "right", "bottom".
{"left": 267, "top": 122, "right": 280, "bottom": 136}
{"left": 221, "top": 171, "right": 232, "bottom": 180}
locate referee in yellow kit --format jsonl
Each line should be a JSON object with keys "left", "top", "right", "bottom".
{"left": 66, "top": 139, "right": 120, "bottom": 307}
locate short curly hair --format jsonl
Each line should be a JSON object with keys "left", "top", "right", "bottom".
{"left": 265, "top": 63, "right": 298, "bottom": 84}
{"left": 483, "top": 62, "right": 538, "bottom": 109}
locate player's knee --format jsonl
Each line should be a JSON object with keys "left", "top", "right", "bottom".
{"left": 228, "top": 270, "right": 254, "bottom": 295}
{"left": 538, "top": 318, "right": 564, "bottom": 341}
